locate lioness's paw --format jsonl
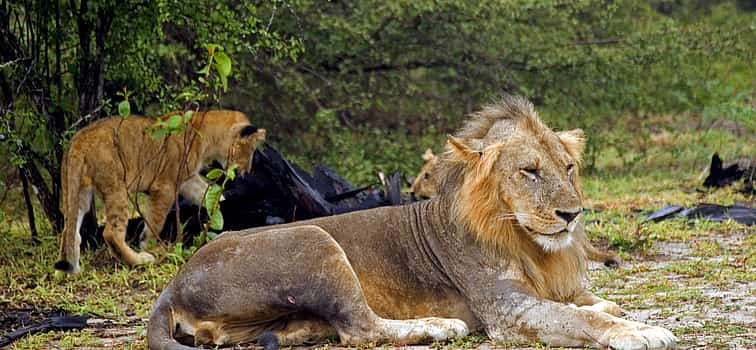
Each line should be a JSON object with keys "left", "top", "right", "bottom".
{"left": 136, "top": 252, "right": 156, "bottom": 265}
{"left": 601, "top": 321, "right": 677, "bottom": 350}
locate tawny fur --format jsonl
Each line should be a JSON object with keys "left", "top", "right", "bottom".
{"left": 147, "top": 96, "right": 675, "bottom": 350}
{"left": 410, "top": 148, "right": 440, "bottom": 199}
{"left": 55, "top": 110, "right": 265, "bottom": 274}
{"left": 412, "top": 140, "right": 618, "bottom": 267}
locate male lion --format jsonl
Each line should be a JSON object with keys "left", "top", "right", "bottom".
{"left": 148, "top": 96, "right": 676, "bottom": 350}
{"left": 54, "top": 111, "right": 266, "bottom": 274}
{"left": 411, "top": 148, "right": 621, "bottom": 267}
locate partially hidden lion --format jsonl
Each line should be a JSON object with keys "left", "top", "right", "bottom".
{"left": 54, "top": 110, "right": 266, "bottom": 274}
{"left": 411, "top": 148, "right": 621, "bottom": 267}
{"left": 147, "top": 96, "right": 676, "bottom": 350}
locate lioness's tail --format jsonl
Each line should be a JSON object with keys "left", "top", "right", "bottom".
{"left": 584, "top": 242, "right": 620, "bottom": 267}
{"left": 148, "top": 287, "right": 198, "bottom": 350}
{"left": 54, "top": 149, "right": 88, "bottom": 274}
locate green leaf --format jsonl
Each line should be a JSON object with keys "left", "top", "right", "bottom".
{"left": 167, "top": 114, "right": 183, "bottom": 129}
{"left": 176, "top": 91, "right": 195, "bottom": 101}
{"left": 205, "top": 43, "right": 221, "bottom": 55}
{"left": 183, "top": 110, "right": 194, "bottom": 123}
{"left": 203, "top": 184, "right": 223, "bottom": 211}
{"left": 151, "top": 128, "right": 168, "bottom": 139}
{"left": 207, "top": 231, "right": 218, "bottom": 241}
{"left": 205, "top": 168, "right": 223, "bottom": 181}
{"left": 214, "top": 51, "right": 232, "bottom": 78}
{"left": 209, "top": 210, "right": 224, "bottom": 231}
{"left": 118, "top": 100, "right": 130, "bottom": 118}
{"left": 226, "top": 164, "right": 238, "bottom": 180}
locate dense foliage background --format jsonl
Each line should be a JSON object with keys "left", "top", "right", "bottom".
{"left": 1, "top": 0, "right": 754, "bottom": 232}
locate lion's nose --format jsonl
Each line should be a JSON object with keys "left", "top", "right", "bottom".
{"left": 555, "top": 209, "right": 580, "bottom": 224}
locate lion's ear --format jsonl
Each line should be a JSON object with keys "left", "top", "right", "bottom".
{"left": 557, "top": 129, "right": 585, "bottom": 161}
{"left": 240, "top": 125, "right": 259, "bottom": 137}
{"left": 447, "top": 135, "right": 481, "bottom": 163}
{"left": 422, "top": 148, "right": 435, "bottom": 162}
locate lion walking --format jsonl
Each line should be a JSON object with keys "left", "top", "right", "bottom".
{"left": 55, "top": 111, "right": 265, "bottom": 274}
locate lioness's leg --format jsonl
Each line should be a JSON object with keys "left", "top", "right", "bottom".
{"left": 139, "top": 186, "right": 176, "bottom": 249}
{"left": 102, "top": 190, "right": 155, "bottom": 266}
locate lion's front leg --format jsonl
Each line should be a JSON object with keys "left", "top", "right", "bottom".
{"left": 477, "top": 281, "right": 676, "bottom": 349}
{"left": 571, "top": 290, "right": 624, "bottom": 317}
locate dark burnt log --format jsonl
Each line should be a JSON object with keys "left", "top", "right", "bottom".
{"left": 0, "top": 313, "right": 87, "bottom": 347}
{"left": 703, "top": 153, "right": 755, "bottom": 194}
{"left": 644, "top": 203, "right": 755, "bottom": 226}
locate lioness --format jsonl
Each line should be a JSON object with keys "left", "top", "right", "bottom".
{"left": 410, "top": 148, "right": 440, "bottom": 200}
{"left": 148, "top": 96, "right": 676, "bottom": 350}
{"left": 55, "top": 111, "right": 266, "bottom": 274}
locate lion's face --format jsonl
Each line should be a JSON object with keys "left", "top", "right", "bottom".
{"left": 228, "top": 125, "right": 266, "bottom": 176}
{"left": 443, "top": 97, "right": 586, "bottom": 253}
{"left": 411, "top": 149, "right": 440, "bottom": 199}
{"left": 494, "top": 130, "right": 584, "bottom": 251}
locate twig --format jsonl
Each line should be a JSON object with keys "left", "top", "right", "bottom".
{"left": 19, "top": 167, "right": 39, "bottom": 244}
{"left": 0, "top": 56, "right": 28, "bottom": 68}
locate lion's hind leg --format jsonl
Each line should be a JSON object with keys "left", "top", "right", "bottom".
{"left": 267, "top": 318, "right": 337, "bottom": 346}
{"left": 282, "top": 226, "right": 469, "bottom": 346}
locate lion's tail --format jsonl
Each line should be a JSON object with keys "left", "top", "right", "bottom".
{"left": 584, "top": 241, "right": 620, "bottom": 267}
{"left": 54, "top": 148, "right": 89, "bottom": 274}
{"left": 148, "top": 286, "right": 199, "bottom": 350}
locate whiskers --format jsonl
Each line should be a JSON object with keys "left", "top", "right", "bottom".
{"left": 496, "top": 213, "right": 520, "bottom": 222}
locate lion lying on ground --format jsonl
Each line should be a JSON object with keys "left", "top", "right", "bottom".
{"left": 55, "top": 111, "right": 266, "bottom": 274}
{"left": 148, "top": 96, "right": 676, "bottom": 350}
{"left": 411, "top": 148, "right": 621, "bottom": 267}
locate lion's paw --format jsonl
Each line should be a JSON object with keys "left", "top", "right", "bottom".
{"left": 136, "top": 252, "right": 156, "bottom": 265}
{"left": 579, "top": 300, "right": 624, "bottom": 317}
{"left": 386, "top": 317, "right": 468, "bottom": 343}
{"left": 423, "top": 318, "right": 469, "bottom": 341}
{"left": 600, "top": 321, "right": 677, "bottom": 350}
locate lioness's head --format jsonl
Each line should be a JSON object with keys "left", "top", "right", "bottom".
{"left": 227, "top": 124, "right": 266, "bottom": 176}
{"left": 410, "top": 149, "right": 440, "bottom": 199}
{"left": 438, "top": 95, "right": 585, "bottom": 253}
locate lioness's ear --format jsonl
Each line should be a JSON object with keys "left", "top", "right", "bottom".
{"left": 557, "top": 129, "right": 585, "bottom": 161}
{"left": 422, "top": 148, "right": 435, "bottom": 162}
{"left": 447, "top": 135, "right": 481, "bottom": 163}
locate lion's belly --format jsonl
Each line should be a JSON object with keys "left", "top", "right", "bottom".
{"left": 356, "top": 268, "right": 482, "bottom": 331}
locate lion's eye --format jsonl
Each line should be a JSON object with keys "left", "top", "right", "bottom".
{"left": 520, "top": 168, "right": 539, "bottom": 180}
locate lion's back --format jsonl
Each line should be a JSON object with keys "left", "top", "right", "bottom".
{"left": 65, "top": 115, "right": 175, "bottom": 191}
